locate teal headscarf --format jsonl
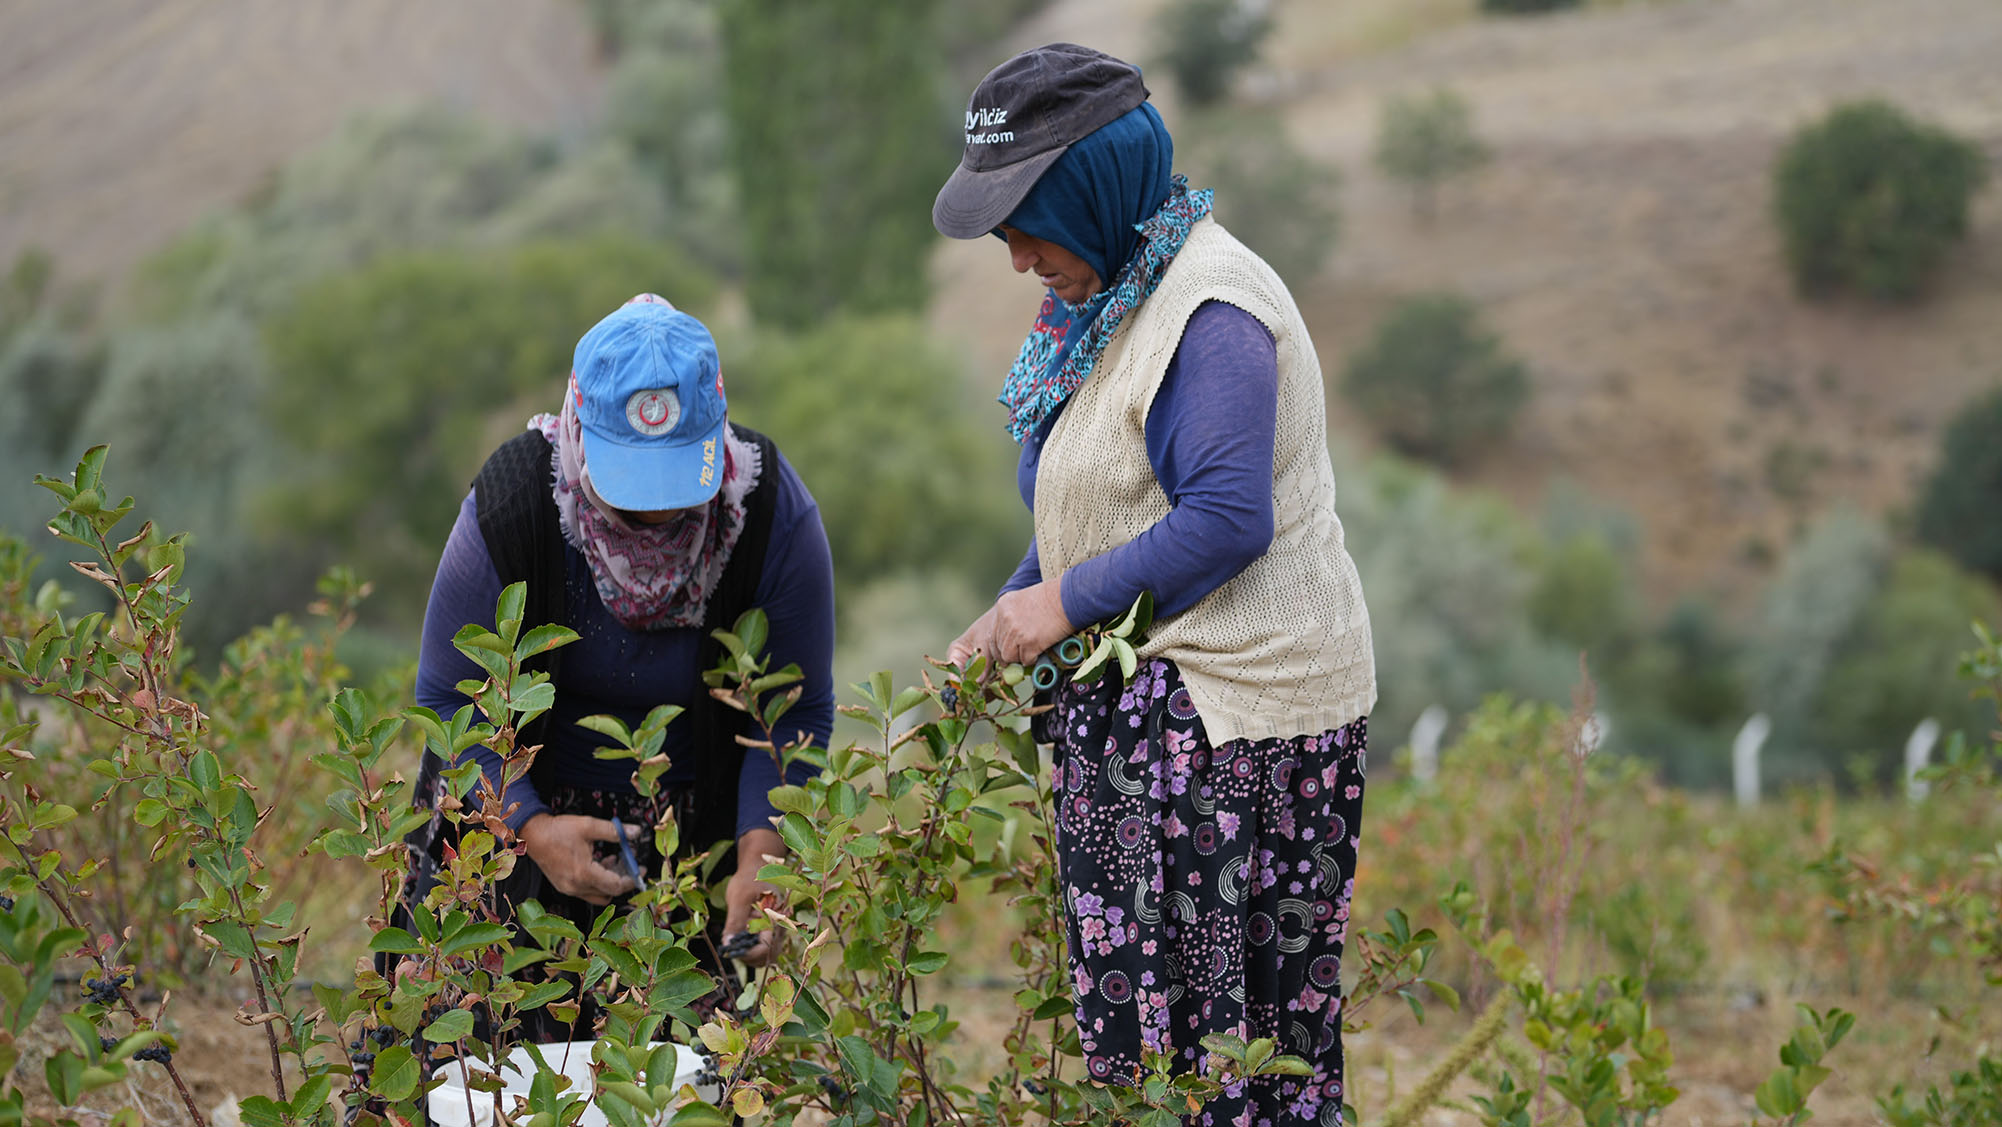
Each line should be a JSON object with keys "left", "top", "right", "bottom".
{"left": 996, "top": 104, "right": 1214, "bottom": 443}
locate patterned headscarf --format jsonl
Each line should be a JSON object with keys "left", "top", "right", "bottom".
{"left": 527, "top": 294, "right": 763, "bottom": 630}
{"left": 998, "top": 175, "right": 1214, "bottom": 443}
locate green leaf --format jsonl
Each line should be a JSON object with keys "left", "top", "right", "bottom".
{"left": 368, "top": 927, "right": 425, "bottom": 955}
{"left": 1755, "top": 1070, "right": 1802, "bottom": 1118}
{"left": 516, "top": 622, "right": 577, "bottom": 660}
{"left": 237, "top": 1096, "right": 287, "bottom": 1127}
{"left": 1032, "top": 995, "right": 1074, "bottom": 1021}
{"left": 188, "top": 750, "right": 221, "bottom": 792}
{"left": 576, "top": 714, "right": 634, "bottom": 745}
{"left": 441, "top": 921, "right": 512, "bottom": 956}
{"left": 889, "top": 686, "right": 928, "bottom": 720}
{"left": 734, "top": 609, "right": 769, "bottom": 659}
{"left": 371, "top": 1044, "right": 420, "bottom": 1102}
{"left": 904, "top": 950, "right": 949, "bottom": 975}
{"left": 289, "top": 1074, "right": 333, "bottom": 1116}
{"left": 423, "top": 1008, "right": 476, "bottom": 1043}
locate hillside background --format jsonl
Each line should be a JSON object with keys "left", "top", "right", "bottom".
{"left": 2, "top": 0, "right": 1998, "bottom": 788}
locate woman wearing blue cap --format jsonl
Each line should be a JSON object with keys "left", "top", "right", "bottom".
{"left": 936, "top": 45, "right": 1376, "bottom": 1127}
{"left": 405, "top": 294, "right": 834, "bottom": 1034}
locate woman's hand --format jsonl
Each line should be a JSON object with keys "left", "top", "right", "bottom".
{"left": 947, "top": 604, "right": 1001, "bottom": 666}
{"left": 992, "top": 580, "right": 1072, "bottom": 665}
{"left": 723, "top": 827, "right": 786, "bottom": 967}
{"left": 519, "top": 814, "right": 636, "bottom": 905}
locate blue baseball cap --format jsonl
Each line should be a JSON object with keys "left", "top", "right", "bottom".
{"left": 572, "top": 303, "right": 729, "bottom": 512}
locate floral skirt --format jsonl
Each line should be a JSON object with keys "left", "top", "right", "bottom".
{"left": 1053, "top": 658, "right": 1367, "bottom": 1127}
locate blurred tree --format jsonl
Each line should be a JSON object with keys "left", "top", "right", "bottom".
{"left": 1339, "top": 457, "right": 1576, "bottom": 744}
{"left": 724, "top": 314, "right": 1027, "bottom": 609}
{"left": 1745, "top": 508, "right": 1889, "bottom": 781}
{"left": 1606, "top": 599, "right": 1748, "bottom": 789}
{"left": 1814, "top": 549, "right": 2002, "bottom": 778}
{"left": 1916, "top": 385, "right": 2002, "bottom": 581}
{"left": 0, "top": 320, "right": 108, "bottom": 557}
{"left": 1374, "top": 87, "right": 1490, "bottom": 224}
{"left": 939, "top": 0, "right": 1057, "bottom": 86}
{"left": 1, "top": 248, "right": 55, "bottom": 345}
{"left": 261, "top": 236, "right": 717, "bottom": 622}
{"left": 1528, "top": 531, "right": 1637, "bottom": 659}
{"left": 129, "top": 105, "right": 670, "bottom": 326}
{"left": 599, "top": 1, "right": 742, "bottom": 270}
{"left": 1773, "top": 99, "right": 1988, "bottom": 301}
{"left": 1341, "top": 294, "right": 1530, "bottom": 465}
{"left": 1177, "top": 107, "right": 1340, "bottom": 285}
{"left": 1152, "top": 0, "right": 1273, "bottom": 108}
{"left": 73, "top": 315, "right": 315, "bottom": 653}
{"left": 719, "top": 0, "right": 955, "bottom": 329}
{"left": 1480, "top": 0, "right": 1581, "bottom": 11}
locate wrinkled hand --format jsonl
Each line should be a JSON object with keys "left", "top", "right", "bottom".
{"left": 722, "top": 828, "right": 786, "bottom": 968}
{"left": 519, "top": 814, "right": 635, "bottom": 905}
{"left": 993, "top": 581, "right": 1072, "bottom": 665}
{"left": 947, "top": 604, "right": 1000, "bottom": 667}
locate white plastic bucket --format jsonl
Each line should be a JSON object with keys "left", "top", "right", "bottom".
{"left": 427, "top": 1041, "right": 713, "bottom": 1127}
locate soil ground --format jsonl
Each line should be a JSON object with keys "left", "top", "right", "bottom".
{"left": 0, "top": 0, "right": 603, "bottom": 288}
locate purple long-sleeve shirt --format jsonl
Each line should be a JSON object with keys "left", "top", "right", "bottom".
{"left": 414, "top": 450, "right": 833, "bottom": 838}
{"left": 1004, "top": 300, "right": 1280, "bottom": 623}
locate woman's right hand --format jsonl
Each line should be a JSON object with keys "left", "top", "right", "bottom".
{"left": 948, "top": 604, "right": 1001, "bottom": 667}
{"left": 518, "top": 814, "right": 637, "bottom": 905}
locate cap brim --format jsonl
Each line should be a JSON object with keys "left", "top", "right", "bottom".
{"left": 579, "top": 416, "right": 729, "bottom": 513}
{"left": 932, "top": 146, "right": 1069, "bottom": 239}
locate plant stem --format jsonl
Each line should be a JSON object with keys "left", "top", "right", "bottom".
{"left": 38, "top": 876, "right": 209, "bottom": 1127}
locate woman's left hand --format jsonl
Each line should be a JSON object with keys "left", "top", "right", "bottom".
{"left": 992, "top": 580, "right": 1073, "bottom": 665}
{"left": 723, "top": 827, "right": 786, "bottom": 967}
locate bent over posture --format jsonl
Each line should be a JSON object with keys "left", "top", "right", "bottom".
{"left": 405, "top": 295, "right": 833, "bottom": 1036}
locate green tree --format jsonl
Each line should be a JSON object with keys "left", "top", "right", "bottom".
{"left": 1342, "top": 294, "right": 1530, "bottom": 465}
{"left": 1339, "top": 458, "right": 1576, "bottom": 740}
{"left": 128, "top": 105, "right": 671, "bottom": 326}
{"left": 1178, "top": 107, "right": 1340, "bottom": 284}
{"left": 1814, "top": 549, "right": 2002, "bottom": 777}
{"left": 1916, "top": 385, "right": 2002, "bottom": 581}
{"left": 719, "top": 0, "right": 954, "bottom": 328}
{"left": 1528, "top": 531, "right": 1636, "bottom": 658}
{"left": 599, "top": 1, "right": 742, "bottom": 270}
{"left": 724, "top": 314, "right": 1026, "bottom": 609}
{"left": 1746, "top": 508, "right": 1889, "bottom": 781}
{"left": 1152, "top": 0, "right": 1273, "bottom": 108}
{"left": 261, "top": 236, "right": 718, "bottom": 621}
{"left": 1773, "top": 99, "right": 1988, "bottom": 301}
{"left": 1374, "top": 87, "right": 1491, "bottom": 224}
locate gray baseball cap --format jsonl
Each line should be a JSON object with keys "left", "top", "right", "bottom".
{"left": 932, "top": 43, "right": 1150, "bottom": 240}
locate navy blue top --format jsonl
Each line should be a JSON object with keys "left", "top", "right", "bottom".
{"left": 415, "top": 449, "right": 834, "bottom": 838}
{"left": 1003, "top": 300, "right": 1279, "bottom": 624}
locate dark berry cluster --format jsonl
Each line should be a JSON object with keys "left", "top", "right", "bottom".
{"left": 939, "top": 683, "right": 960, "bottom": 713}
{"left": 720, "top": 930, "right": 760, "bottom": 961}
{"left": 98, "top": 1036, "right": 119, "bottom": 1053}
{"left": 0, "top": 895, "right": 15, "bottom": 912}
{"left": 132, "top": 1045, "right": 172, "bottom": 1065}
{"left": 348, "top": 1025, "right": 397, "bottom": 1079}
{"left": 81, "top": 971, "right": 129, "bottom": 1006}
{"left": 693, "top": 1044, "right": 721, "bottom": 1089}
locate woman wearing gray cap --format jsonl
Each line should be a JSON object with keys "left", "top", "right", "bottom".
{"left": 937, "top": 44, "right": 1375, "bottom": 1126}
{"left": 403, "top": 294, "right": 835, "bottom": 1039}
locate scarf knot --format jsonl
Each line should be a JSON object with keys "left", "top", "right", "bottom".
{"left": 998, "top": 176, "right": 1215, "bottom": 443}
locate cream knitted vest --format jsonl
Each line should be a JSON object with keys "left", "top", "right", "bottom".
{"left": 1036, "top": 217, "right": 1376, "bottom": 744}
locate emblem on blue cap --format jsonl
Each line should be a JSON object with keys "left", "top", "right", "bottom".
{"left": 626, "top": 389, "right": 681, "bottom": 436}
